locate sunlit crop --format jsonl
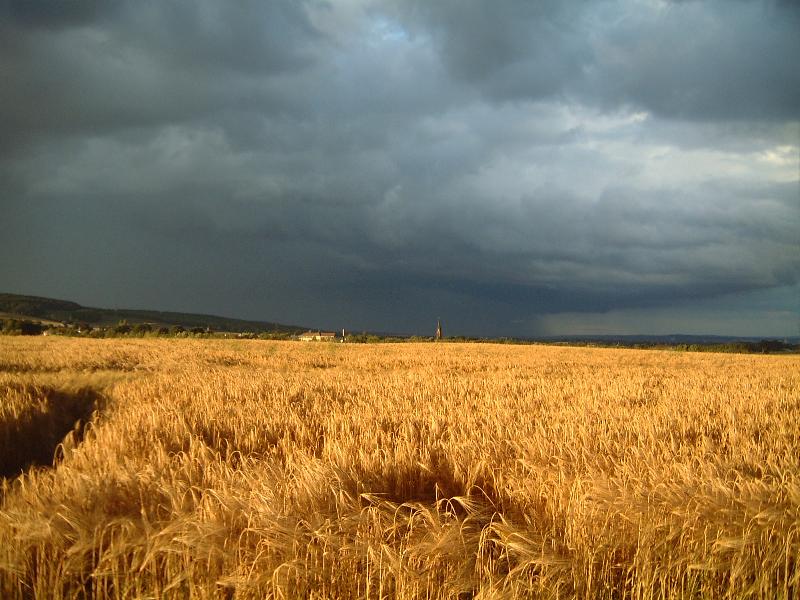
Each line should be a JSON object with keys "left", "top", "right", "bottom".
{"left": 1, "top": 337, "right": 798, "bottom": 599}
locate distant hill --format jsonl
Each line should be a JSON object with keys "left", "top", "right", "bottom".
{"left": 0, "top": 293, "right": 306, "bottom": 334}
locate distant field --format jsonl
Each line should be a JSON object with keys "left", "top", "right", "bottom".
{"left": 0, "top": 337, "right": 798, "bottom": 599}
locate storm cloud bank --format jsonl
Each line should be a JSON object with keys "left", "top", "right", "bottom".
{"left": 2, "top": 0, "right": 798, "bottom": 336}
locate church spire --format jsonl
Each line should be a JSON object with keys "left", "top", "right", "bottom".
{"left": 435, "top": 318, "right": 443, "bottom": 341}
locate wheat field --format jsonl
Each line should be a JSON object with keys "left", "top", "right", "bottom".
{"left": 0, "top": 337, "right": 798, "bottom": 599}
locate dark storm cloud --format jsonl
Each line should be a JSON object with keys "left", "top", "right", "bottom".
{"left": 1, "top": 0, "right": 798, "bottom": 336}
{"left": 0, "top": 0, "right": 322, "bottom": 152}
{"left": 586, "top": 0, "right": 800, "bottom": 121}
{"left": 386, "top": 0, "right": 590, "bottom": 100}
{"left": 0, "top": 0, "right": 118, "bottom": 29}
{"left": 389, "top": 0, "right": 800, "bottom": 120}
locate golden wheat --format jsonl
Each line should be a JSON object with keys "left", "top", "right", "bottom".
{"left": 0, "top": 336, "right": 798, "bottom": 598}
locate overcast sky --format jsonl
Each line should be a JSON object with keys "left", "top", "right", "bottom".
{"left": 2, "top": 0, "right": 798, "bottom": 337}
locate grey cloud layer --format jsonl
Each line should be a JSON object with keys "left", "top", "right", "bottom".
{"left": 1, "top": 0, "right": 798, "bottom": 335}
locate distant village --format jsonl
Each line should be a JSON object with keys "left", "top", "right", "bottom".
{"left": 298, "top": 319, "right": 444, "bottom": 343}
{"left": 0, "top": 316, "right": 447, "bottom": 344}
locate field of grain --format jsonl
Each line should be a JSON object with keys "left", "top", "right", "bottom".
{"left": 0, "top": 337, "right": 798, "bottom": 599}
